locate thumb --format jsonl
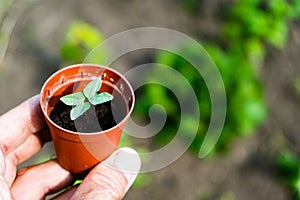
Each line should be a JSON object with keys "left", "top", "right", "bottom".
{"left": 66, "top": 147, "right": 141, "bottom": 200}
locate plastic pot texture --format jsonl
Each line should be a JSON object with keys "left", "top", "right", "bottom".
{"left": 40, "top": 64, "right": 135, "bottom": 173}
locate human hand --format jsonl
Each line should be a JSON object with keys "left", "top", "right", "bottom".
{"left": 0, "top": 95, "right": 140, "bottom": 200}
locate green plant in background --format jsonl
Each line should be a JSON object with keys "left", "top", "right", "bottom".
{"left": 222, "top": 0, "right": 300, "bottom": 51}
{"left": 60, "top": 78, "right": 113, "bottom": 120}
{"left": 205, "top": 44, "right": 267, "bottom": 147}
{"left": 134, "top": 43, "right": 267, "bottom": 153}
{"left": 295, "top": 76, "right": 300, "bottom": 97}
{"left": 179, "top": 0, "right": 203, "bottom": 14}
{"left": 60, "top": 21, "right": 107, "bottom": 65}
{"left": 0, "top": 0, "right": 11, "bottom": 21}
{"left": 278, "top": 151, "right": 300, "bottom": 199}
{"left": 135, "top": 0, "right": 300, "bottom": 153}
{"left": 59, "top": 0, "right": 300, "bottom": 188}
{"left": 0, "top": 0, "right": 16, "bottom": 68}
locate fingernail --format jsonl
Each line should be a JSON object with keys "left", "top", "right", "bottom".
{"left": 103, "top": 147, "right": 141, "bottom": 192}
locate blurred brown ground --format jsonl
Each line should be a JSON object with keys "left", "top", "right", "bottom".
{"left": 0, "top": 0, "right": 299, "bottom": 199}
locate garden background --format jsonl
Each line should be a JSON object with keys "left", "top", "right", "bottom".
{"left": 1, "top": 0, "right": 300, "bottom": 199}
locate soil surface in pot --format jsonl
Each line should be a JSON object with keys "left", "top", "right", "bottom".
{"left": 50, "top": 100, "right": 126, "bottom": 133}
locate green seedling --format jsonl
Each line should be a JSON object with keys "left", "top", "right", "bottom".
{"left": 60, "top": 77, "right": 113, "bottom": 120}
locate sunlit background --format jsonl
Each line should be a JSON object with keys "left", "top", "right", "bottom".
{"left": 1, "top": 0, "right": 300, "bottom": 199}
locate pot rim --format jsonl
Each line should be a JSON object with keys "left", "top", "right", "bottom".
{"left": 40, "top": 63, "right": 135, "bottom": 136}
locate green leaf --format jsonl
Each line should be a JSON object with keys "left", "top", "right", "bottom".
{"left": 70, "top": 102, "right": 91, "bottom": 120}
{"left": 89, "top": 92, "right": 113, "bottom": 105}
{"left": 83, "top": 78, "right": 102, "bottom": 100}
{"left": 60, "top": 92, "right": 85, "bottom": 106}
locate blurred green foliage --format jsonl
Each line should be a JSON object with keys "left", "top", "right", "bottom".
{"left": 179, "top": 0, "right": 203, "bottom": 14}
{"left": 60, "top": 21, "right": 107, "bottom": 65}
{"left": 218, "top": 191, "right": 235, "bottom": 200}
{"left": 278, "top": 151, "right": 300, "bottom": 199}
{"left": 222, "top": 0, "right": 300, "bottom": 50}
{"left": 135, "top": 0, "right": 300, "bottom": 153}
{"left": 295, "top": 76, "right": 300, "bottom": 97}
{"left": 59, "top": 0, "right": 300, "bottom": 190}
{"left": 134, "top": 43, "right": 267, "bottom": 153}
{"left": 0, "top": 0, "right": 13, "bottom": 68}
{"left": 0, "top": 0, "right": 11, "bottom": 19}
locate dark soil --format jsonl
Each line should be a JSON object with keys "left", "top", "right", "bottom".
{"left": 50, "top": 100, "right": 121, "bottom": 133}
{"left": 50, "top": 101, "right": 117, "bottom": 133}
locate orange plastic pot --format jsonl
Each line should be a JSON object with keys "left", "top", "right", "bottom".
{"left": 40, "top": 64, "right": 135, "bottom": 174}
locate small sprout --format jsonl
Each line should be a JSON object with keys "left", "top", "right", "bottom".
{"left": 89, "top": 92, "right": 113, "bottom": 105}
{"left": 83, "top": 77, "right": 102, "bottom": 99}
{"left": 60, "top": 77, "right": 113, "bottom": 120}
{"left": 60, "top": 92, "right": 85, "bottom": 106}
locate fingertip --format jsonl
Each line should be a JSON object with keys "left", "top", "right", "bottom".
{"left": 55, "top": 148, "right": 141, "bottom": 199}
{"left": 103, "top": 147, "right": 141, "bottom": 192}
